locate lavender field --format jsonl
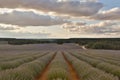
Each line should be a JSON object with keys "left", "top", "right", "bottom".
{"left": 0, "top": 44, "right": 120, "bottom": 80}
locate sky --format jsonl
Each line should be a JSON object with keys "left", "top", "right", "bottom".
{"left": 0, "top": 0, "right": 120, "bottom": 39}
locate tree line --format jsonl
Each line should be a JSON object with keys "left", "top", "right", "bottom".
{"left": 0, "top": 38, "right": 120, "bottom": 50}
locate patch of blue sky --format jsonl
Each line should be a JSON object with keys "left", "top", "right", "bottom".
{"left": 99, "top": 0, "right": 120, "bottom": 10}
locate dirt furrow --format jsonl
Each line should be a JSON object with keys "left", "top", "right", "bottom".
{"left": 35, "top": 53, "right": 56, "bottom": 80}
{"left": 62, "top": 52, "right": 80, "bottom": 80}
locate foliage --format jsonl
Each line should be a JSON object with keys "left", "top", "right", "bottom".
{"left": 47, "top": 53, "right": 70, "bottom": 80}
{"left": 0, "top": 52, "right": 54, "bottom": 80}
{"left": 1, "top": 38, "right": 120, "bottom": 50}
{"left": 86, "top": 41, "right": 120, "bottom": 50}
{"left": 64, "top": 53, "right": 119, "bottom": 80}
{"left": 71, "top": 52, "right": 120, "bottom": 78}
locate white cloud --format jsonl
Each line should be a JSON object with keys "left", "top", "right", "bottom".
{"left": 0, "top": 24, "right": 21, "bottom": 30}
{"left": 0, "top": 0, "right": 103, "bottom": 17}
{"left": 62, "top": 22, "right": 86, "bottom": 29}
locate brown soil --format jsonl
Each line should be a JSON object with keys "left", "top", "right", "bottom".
{"left": 36, "top": 52, "right": 79, "bottom": 80}
{"left": 62, "top": 52, "right": 80, "bottom": 80}
{"left": 35, "top": 53, "right": 56, "bottom": 80}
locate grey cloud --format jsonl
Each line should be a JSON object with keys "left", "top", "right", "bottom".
{"left": 0, "top": 0, "right": 103, "bottom": 17}
{"left": 91, "top": 8, "right": 120, "bottom": 20}
{"left": 58, "top": 0, "right": 98, "bottom": 2}
{"left": 63, "top": 21, "right": 120, "bottom": 35}
{"left": 0, "top": 10, "right": 68, "bottom": 26}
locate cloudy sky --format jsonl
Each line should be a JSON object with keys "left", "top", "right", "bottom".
{"left": 0, "top": 0, "right": 120, "bottom": 39}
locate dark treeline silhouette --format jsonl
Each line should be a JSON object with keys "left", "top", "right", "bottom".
{"left": 0, "top": 38, "right": 120, "bottom": 50}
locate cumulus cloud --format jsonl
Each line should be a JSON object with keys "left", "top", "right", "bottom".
{"left": 0, "top": 24, "right": 21, "bottom": 30}
{"left": 89, "top": 21, "right": 117, "bottom": 27}
{"left": 0, "top": 10, "right": 69, "bottom": 26}
{"left": 62, "top": 22, "right": 86, "bottom": 29}
{"left": 91, "top": 7, "right": 120, "bottom": 20}
{"left": 0, "top": 0, "right": 103, "bottom": 17}
{"left": 1, "top": 0, "right": 120, "bottom": 38}
{"left": 63, "top": 21, "right": 120, "bottom": 35}
{"left": 81, "top": 21, "right": 119, "bottom": 34}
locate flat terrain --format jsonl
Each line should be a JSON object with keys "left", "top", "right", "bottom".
{"left": 0, "top": 43, "right": 120, "bottom": 80}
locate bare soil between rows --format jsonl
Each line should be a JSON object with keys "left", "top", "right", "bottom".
{"left": 36, "top": 52, "right": 79, "bottom": 80}
{"left": 62, "top": 52, "right": 80, "bottom": 80}
{"left": 35, "top": 53, "right": 56, "bottom": 80}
